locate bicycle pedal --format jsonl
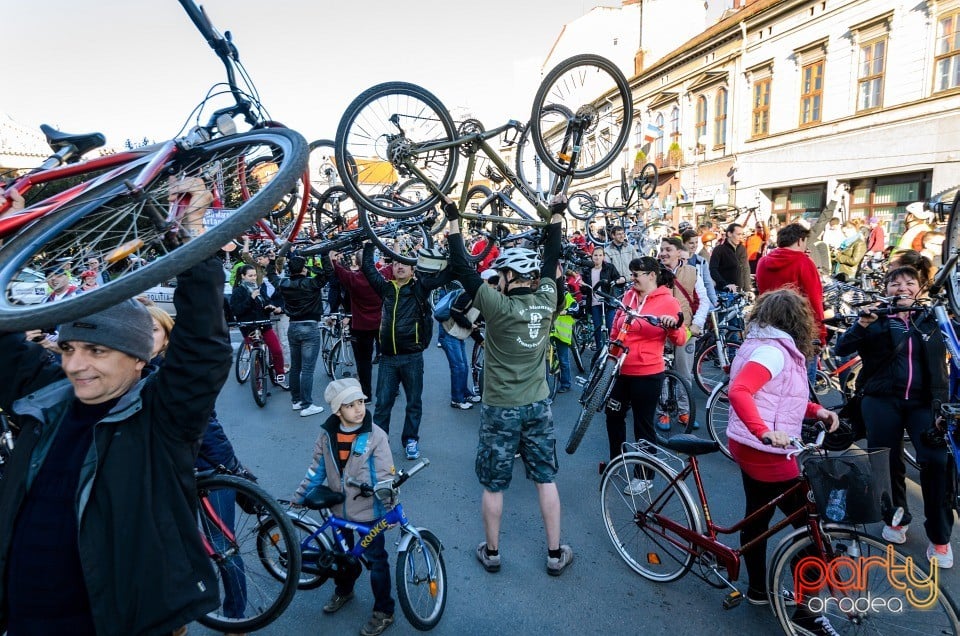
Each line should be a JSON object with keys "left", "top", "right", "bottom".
{"left": 722, "top": 590, "right": 744, "bottom": 610}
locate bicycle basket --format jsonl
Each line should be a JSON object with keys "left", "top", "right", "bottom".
{"left": 803, "top": 448, "right": 891, "bottom": 524}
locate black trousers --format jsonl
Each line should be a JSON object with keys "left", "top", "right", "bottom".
{"left": 351, "top": 329, "right": 377, "bottom": 400}
{"left": 604, "top": 373, "right": 663, "bottom": 461}
{"left": 739, "top": 471, "right": 808, "bottom": 593}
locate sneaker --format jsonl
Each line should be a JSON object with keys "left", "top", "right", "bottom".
{"left": 273, "top": 374, "right": 289, "bottom": 390}
{"left": 322, "top": 591, "right": 354, "bottom": 613}
{"left": 300, "top": 404, "right": 325, "bottom": 417}
{"left": 405, "top": 439, "right": 421, "bottom": 460}
{"left": 450, "top": 400, "right": 473, "bottom": 410}
{"left": 656, "top": 414, "right": 672, "bottom": 431}
{"left": 557, "top": 386, "right": 571, "bottom": 393}
{"left": 745, "top": 588, "right": 768, "bottom": 606}
{"left": 467, "top": 394, "right": 482, "bottom": 403}
{"left": 881, "top": 524, "right": 908, "bottom": 544}
{"left": 792, "top": 608, "right": 841, "bottom": 636}
{"left": 359, "top": 611, "right": 394, "bottom": 636}
{"left": 291, "top": 401, "right": 303, "bottom": 411}
{"left": 678, "top": 413, "right": 701, "bottom": 430}
{"left": 546, "top": 544, "right": 574, "bottom": 576}
{"left": 476, "top": 541, "right": 501, "bottom": 573}
{"left": 624, "top": 478, "right": 653, "bottom": 495}
{"left": 927, "top": 543, "right": 954, "bottom": 569}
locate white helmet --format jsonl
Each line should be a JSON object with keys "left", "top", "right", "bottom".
{"left": 491, "top": 247, "right": 541, "bottom": 278}
{"left": 906, "top": 201, "right": 933, "bottom": 221}
{"left": 416, "top": 247, "right": 447, "bottom": 273}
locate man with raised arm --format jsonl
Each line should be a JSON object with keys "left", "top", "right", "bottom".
{"left": 0, "top": 255, "right": 232, "bottom": 635}
{"left": 444, "top": 197, "right": 574, "bottom": 577}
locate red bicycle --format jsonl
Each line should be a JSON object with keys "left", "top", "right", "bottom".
{"left": 0, "top": 0, "right": 309, "bottom": 332}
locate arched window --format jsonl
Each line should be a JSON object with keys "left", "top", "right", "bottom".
{"left": 714, "top": 88, "right": 728, "bottom": 147}
{"left": 654, "top": 112, "right": 665, "bottom": 159}
{"left": 695, "top": 96, "right": 707, "bottom": 148}
{"left": 670, "top": 106, "right": 680, "bottom": 143}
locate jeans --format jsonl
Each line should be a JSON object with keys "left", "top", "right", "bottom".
{"left": 288, "top": 321, "right": 321, "bottom": 407}
{"left": 206, "top": 487, "right": 247, "bottom": 618}
{"left": 591, "top": 304, "right": 616, "bottom": 349}
{"left": 672, "top": 336, "right": 696, "bottom": 414}
{"left": 439, "top": 330, "right": 471, "bottom": 402}
{"left": 554, "top": 339, "right": 572, "bottom": 389}
{"left": 335, "top": 530, "right": 395, "bottom": 616}
{"left": 373, "top": 351, "right": 424, "bottom": 444}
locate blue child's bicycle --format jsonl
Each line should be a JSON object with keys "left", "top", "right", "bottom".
{"left": 263, "top": 459, "right": 446, "bottom": 631}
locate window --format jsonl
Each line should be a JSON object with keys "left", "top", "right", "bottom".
{"left": 849, "top": 172, "right": 931, "bottom": 244}
{"left": 751, "top": 78, "right": 771, "bottom": 137}
{"left": 936, "top": 10, "right": 960, "bottom": 91}
{"left": 714, "top": 88, "right": 727, "bottom": 147}
{"left": 858, "top": 39, "right": 886, "bottom": 110}
{"left": 695, "top": 96, "right": 707, "bottom": 149}
{"left": 634, "top": 117, "right": 644, "bottom": 148}
{"left": 670, "top": 106, "right": 680, "bottom": 142}
{"left": 771, "top": 185, "right": 826, "bottom": 225}
{"left": 654, "top": 112, "right": 665, "bottom": 159}
{"left": 800, "top": 61, "right": 824, "bottom": 125}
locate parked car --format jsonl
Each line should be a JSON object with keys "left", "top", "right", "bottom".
{"left": 9, "top": 268, "right": 48, "bottom": 305}
{"left": 141, "top": 268, "right": 234, "bottom": 317}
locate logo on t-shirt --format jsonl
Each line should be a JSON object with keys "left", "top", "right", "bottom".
{"left": 528, "top": 312, "right": 544, "bottom": 339}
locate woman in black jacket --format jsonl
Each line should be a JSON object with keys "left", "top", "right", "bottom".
{"left": 581, "top": 246, "right": 620, "bottom": 349}
{"left": 835, "top": 265, "right": 954, "bottom": 568}
{"left": 231, "top": 264, "right": 287, "bottom": 387}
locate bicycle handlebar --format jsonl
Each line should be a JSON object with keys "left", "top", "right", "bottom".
{"left": 346, "top": 458, "right": 431, "bottom": 497}
{"left": 232, "top": 319, "right": 273, "bottom": 328}
{"left": 595, "top": 290, "right": 665, "bottom": 327}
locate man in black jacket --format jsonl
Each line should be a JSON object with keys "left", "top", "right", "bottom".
{"left": 0, "top": 256, "right": 231, "bottom": 636}
{"left": 709, "top": 223, "right": 751, "bottom": 292}
{"left": 280, "top": 254, "right": 331, "bottom": 417}
{"left": 361, "top": 242, "right": 448, "bottom": 461}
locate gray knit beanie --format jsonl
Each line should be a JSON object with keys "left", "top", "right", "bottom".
{"left": 58, "top": 299, "right": 155, "bottom": 361}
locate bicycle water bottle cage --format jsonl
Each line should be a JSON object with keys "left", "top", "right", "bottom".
{"left": 303, "top": 484, "right": 346, "bottom": 510}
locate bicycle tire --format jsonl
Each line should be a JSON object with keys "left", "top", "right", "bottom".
{"left": 768, "top": 526, "right": 960, "bottom": 635}
{"left": 936, "top": 185, "right": 960, "bottom": 314}
{"left": 336, "top": 82, "right": 458, "bottom": 218}
{"left": 396, "top": 529, "right": 447, "bottom": 631}
{"left": 471, "top": 339, "right": 484, "bottom": 397}
{"left": 357, "top": 207, "right": 434, "bottom": 266}
{"left": 637, "top": 222, "right": 674, "bottom": 258}
{"left": 705, "top": 381, "right": 732, "bottom": 460}
{"left": 566, "top": 191, "right": 597, "bottom": 221}
{"left": 657, "top": 370, "right": 696, "bottom": 434}
{"left": 529, "top": 54, "right": 632, "bottom": 179}
{"left": 570, "top": 335, "right": 585, "bottom": 374}
{"left": 196, "top": 473, "right": 301, "bottom": 633}
{"left": 600, "top": 452, "right": 701, "bottom": 581}
{"left": 235, "top": 341, "right": 252, "bottom": 384}
{"left": 251, "top": 348, "right": 269, "bottom": 407}
{"left": 313, "top": 185, "right": 360, "bottom": 233}
{"left": 462, "top": 185, "right": 497, "bottom": 266}
{"left": 328, "top": 339, "right": 357, "bottom": 380}
{"left": 546, "top": 340, "right": 561, "bottom": 401}
{"left": 566, "top": 357, "right": 617, "bottom": 454}
{"left": 259, "top": 515, "right": 337, "bottom": 591}
{"left": 0, "top": 128, "right": 308, "bottom": 332}
{"left": 693, "top": 341, "right": 740, "bottom": 394}
{"left": 635, "top": 163, "right": 659, "bottom": 200}
{"left": 515, "top": 104, "right": 573, "bottom": 203}
{"left": 308, "top": 138, "right": 357, "bottom": 200}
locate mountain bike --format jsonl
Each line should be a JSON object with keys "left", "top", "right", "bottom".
{"left": 235, "top": 319, "right": 274, "bottom": 407}
{"left": 565, "top": 289, "right": 695, "bottom": 454}
{"left": 335, "top": 55, "right": 632, "bottom": 233}
{"left": 599, "top": 432, "right": 959, "bottom": 634}
{"left": 567, "top": 164, "right": 659, "bottom": 223}
{"left": 0, "top": 0, "right": 308, "bottom": 332}
{"left": 326, "top": 313, "right": 357, "bottom": 380}
{"left": 268, "top": 459, "right": 447, "bottom": 631}
{"left": 196, "top": 467, "right": 301, "bottom": 633}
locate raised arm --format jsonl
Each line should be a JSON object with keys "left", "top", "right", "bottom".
{"left": 360, "top": 243, "right": 390, "bottom": 297}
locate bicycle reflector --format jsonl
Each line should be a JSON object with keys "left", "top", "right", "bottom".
{"left": 647, "top": 553, "right": 662, "bottom": 565}
{"left": 105, "top": 239, "right": 145, "bottom": 264}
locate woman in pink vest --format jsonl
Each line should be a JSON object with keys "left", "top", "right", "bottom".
{"left": 725, "top": 289, "right": 839, "bottom": 612}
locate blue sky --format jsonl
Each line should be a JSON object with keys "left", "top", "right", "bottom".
{"left": 5, "top": 1, "right": 722, "bottom": 147}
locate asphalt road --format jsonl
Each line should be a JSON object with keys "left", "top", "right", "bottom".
{"left": 197, "top": 340, "right": 959, "bottom": 636}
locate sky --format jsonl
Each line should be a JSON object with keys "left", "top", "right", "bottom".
{"left": 4, "top": 1, "right": 724, "bottom": 148}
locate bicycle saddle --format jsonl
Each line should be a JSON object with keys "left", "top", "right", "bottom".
{"left": 40, "top": 124, "right": 107, "bottom": 158}
{"left": 661, "top": 434, "right": 720, "bottom": 456}
{"left": 303, "top": 484, "right": 346, "bottom": 510}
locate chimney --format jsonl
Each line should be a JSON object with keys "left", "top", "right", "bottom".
{"left": 634, "top": 49, "right": 645, "bottom": 75}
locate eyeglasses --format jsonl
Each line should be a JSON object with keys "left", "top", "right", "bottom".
{"left": 630, "top": 270, "right": 654, "bottom": 278}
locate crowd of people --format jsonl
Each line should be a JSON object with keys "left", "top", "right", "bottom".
{"left": 0, "top": 177, "right": 956, "bottom": 636}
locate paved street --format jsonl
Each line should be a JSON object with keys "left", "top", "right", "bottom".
{"left": 198, "top": 340, "right": 959, "bottom": 635}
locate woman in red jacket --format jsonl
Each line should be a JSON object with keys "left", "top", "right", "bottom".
{"left": 604, "top": 256, "right": 687, "bottom": 493}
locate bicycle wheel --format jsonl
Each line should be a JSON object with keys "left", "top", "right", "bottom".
{"left": 637, "top": 222, "right": 674, "bottom": 258}
{"left": 336, "top": 82, "right": 458, "bottom": 217}
{"left": 705, "top": 381, "right": 733, "bottom": 460}
{"left": 934, "top": 185, "right": 960, "bottom": 314}
{"left": 308, "top": 138, "right": 357, "bottom": 200}
{"left": 358, "top": 201, "right": 434, "bottom": 266}
{"left": 600, "top": 452, "right": 701, "bottom": 581}
{"left": 471, "top": 339, "right": 485, "bottom": 397}
{"left": 313, "top": 185, "right": 360, "bottom": 233}
{"left": 328, "top": 339, "right": 357, "bottom": 380}
{"left": 546, "top": 341, "right": 561, "bottom": 401}
{"left": 570, "top": 335, "right": 585, "bottom": 374}
{"left": 566, "top": 191, "right": 597, "bottom": 221}
{"left": 656, "top": 370, "right": 696, "bottom": 434}
{"left": 515, "top": 104, "right": 572, "bottom": 202}
{"left": 0, "top": 129, "right": 307, "bottom": 331}
{"left": 635, "top": 163, "right": 659, "bottom": 200}
{"left": 694, "top": 341, "right": 740, "bottom": 394}
{"left": 566, "top": 357, "right": 617, "bottom": 454}
{"left": 768, "top": 526, "right": 960, "bottom": 635}
{"left": 396, "top": 529, "right": 447, "bottom": 631}
{"left": 529, "top": 54, "right": 632, "bottom": 179}
{"left": 258, "top": 515, "right": 336, "bottom": 591}
{"left": 235, "top": 341, "right": 252, "bottom": 384}
{"left": 251, "top": 348, "right": 269, "bottom": 407}
{"left": 196, "top": 473, "right": 301, "bottom": 633}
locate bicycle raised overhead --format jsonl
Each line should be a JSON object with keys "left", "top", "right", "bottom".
{"left": 268, "top": 459, "right": 447, "bottom": 631}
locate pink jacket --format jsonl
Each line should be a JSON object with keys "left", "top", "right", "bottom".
{"left": 725, "top": 326, "right": 808, "bottom": 455}
{"left": 613, "top": 286, "right": 687, "bottom": 376}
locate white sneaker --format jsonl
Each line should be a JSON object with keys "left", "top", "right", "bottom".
{"left": 292, "top": 401, "right": 303, "bottom": 411}
{"left": 623, "top": 478, "right": 653, "bottom": 495}
{"left": 881, "top": 524, "right": 909, "bottom": 544}
{"left": 300, "top": 404, "right": 325, "bottom": 417}
{"left": 927, "top": 543, "right": 954, "bottom": 569}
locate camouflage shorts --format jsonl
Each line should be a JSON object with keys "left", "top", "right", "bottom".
{"left": 475, "top": 400, "right": 558, "bottom": 492}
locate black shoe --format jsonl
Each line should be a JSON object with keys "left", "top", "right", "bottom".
{"left": 745, "top": 588, "right": 768, "bottom": 606}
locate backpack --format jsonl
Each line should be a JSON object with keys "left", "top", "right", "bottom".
{"left": 433, "top": 287, "right": 463, "bottom": 322}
